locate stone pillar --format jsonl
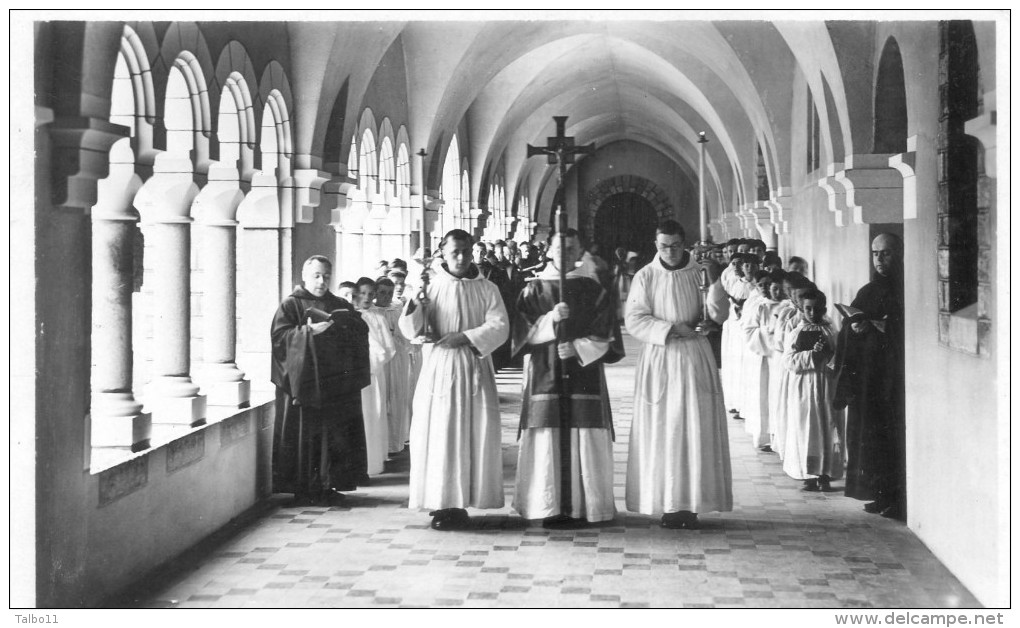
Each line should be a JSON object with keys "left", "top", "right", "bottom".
{"left": 90, "top": 141, "right": 152, "bottom": 465}
{"left": 193, "top": 163, "right": 249, "bottom": 408}
{"left": 134, "top": 154, "right": 206, "bottom": 437}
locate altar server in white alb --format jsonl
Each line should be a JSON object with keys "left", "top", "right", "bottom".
{"left": 624, "top": 220, "right": 733, "bottom": 530}
{"left": 353, "top": 277, "right": 396, "bottom": 476}
{"left": 398, "top": 229, "right": 510, "bottom": 531}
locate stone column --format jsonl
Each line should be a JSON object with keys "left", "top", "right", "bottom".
{"left": 90, "top": 141, "right": 152, "bottom": 465}
{"left": 134, "top": 153, "right": 206, "bottom": 437}
{"left": 193, "top": 163, "right": 249, "bottom": 408}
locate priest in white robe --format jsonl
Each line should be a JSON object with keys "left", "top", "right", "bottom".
{"left": 511, "top": 229, "right": 624, "bottom": 527}
{"left": 398, "top": 229, "right": 510, "bottom": 531}
{"left": 353, "top": 277, "right": 396, "bottom": 476}
{"left": 625, "top": 220, "right": 732, "bottom": 530}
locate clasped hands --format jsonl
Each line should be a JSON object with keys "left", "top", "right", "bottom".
{"left": 550, "top": 302, "right": 578, "bottom": 359}
{"left": 666, "top": 322, "right": 697, "bottom": 341}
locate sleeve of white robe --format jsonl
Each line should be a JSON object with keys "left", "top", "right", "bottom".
{"left": 624, "top": 270, "right": 671, "bottom": 346}
{"left": 368, "top": 314, "right": 396, "bottom": 373}
{"left": 461, "top": 283, "right": 510, "bottom": 358}
{"left": 398, "top": 297, "right": 425, "bottom": 341}
{"left": 707, "top": 279, "right": 729, "bottom": 324}
{"left": 743, "top": 301, "right": 773, "bottom": 357}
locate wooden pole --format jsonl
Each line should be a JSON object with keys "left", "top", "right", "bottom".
{"left": 554, "top": 153, "right": 573, "bottom": 518}
{"left": 698, "top": 132, "right": 709, "bottom": 244}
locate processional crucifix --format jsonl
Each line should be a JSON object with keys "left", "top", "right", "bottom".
{"left": 526, "top": 116, "right": 595, "bottom": 520}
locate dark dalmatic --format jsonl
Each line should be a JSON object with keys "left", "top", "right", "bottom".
{"left": 512, "top": 275, "right": 625, "bottom": 436}
{"left": 270, "top": 288, "right": 371, "bottom": 497}
{"left": 834, "top": 273, "right": 906, "bottom": 513}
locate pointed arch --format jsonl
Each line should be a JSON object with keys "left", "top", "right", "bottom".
{"left": 441, "top": 135, "right": 462, "bottom": 235}
{"left": 874, "top": 37, "right": 909, "bottom": 154}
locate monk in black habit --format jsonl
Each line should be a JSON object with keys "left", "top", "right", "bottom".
{"left": 834, "top": 234, "right": 906, "bottom": 520}
{"left": 271, "top": 255, "right": 371, "bottom": 506}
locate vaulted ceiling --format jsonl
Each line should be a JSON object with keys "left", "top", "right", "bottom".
{"left": 277, "top": 19, "right": 863, "bottom": 219}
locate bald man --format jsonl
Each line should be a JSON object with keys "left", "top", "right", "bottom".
{"left": 834, "top": 233, "right": 906, "bottom": 520}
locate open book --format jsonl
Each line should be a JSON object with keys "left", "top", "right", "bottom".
{"left": 305, "top": 305, "right": 357, "bottom": 323}
{"left": 834, "top": 303, "right": 865, "bottom": 322}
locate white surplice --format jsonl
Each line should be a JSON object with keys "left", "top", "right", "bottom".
{"left": 624, "top": 254, "right": 733, "bottom": 515}
{"left": 360, "top": 306, "right": 396, "bottom": 475}
{"left": 781, "top": 320, "right": 845, "bottom": 481}
{"left": 770, "top": 303, "right": 802, "bottom": 460}
{"left": 383, "top": 302, "right": 412, "bottom": 453}
{"left": 720, "top": 270, "right": 752, "bottom": 413}
{"left": 741, "top": 293, "right": 778, "bottom": 448}
{"left": 398, "top": 265, "right": 509, "bottom": 511}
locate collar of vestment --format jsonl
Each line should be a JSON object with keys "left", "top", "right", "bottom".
{"left": 652, "top": 252, "right": 696, "bottom": 273}
{"left": 436, "top": 263, "right": 481, "bottom": 282}
{"left": 292, "top": 287, "right": 332, "bottom": 301}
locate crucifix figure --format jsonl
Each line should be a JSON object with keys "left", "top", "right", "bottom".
{"left": 523, "top": 116, "right": 596, "bottom": 523}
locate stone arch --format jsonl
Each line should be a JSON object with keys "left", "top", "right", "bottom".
{"left": 583, "top": 175, "right": 673, "bottom": 246}
{"left": 874, "top": 37, "right": 908, "bottom": 154}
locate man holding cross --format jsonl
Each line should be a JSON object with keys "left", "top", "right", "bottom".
{"left": 511, "top": 228, "right": 623, "bottom": 526}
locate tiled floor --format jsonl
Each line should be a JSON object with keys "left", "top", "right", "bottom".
{"left": 133, "top": 333, "right": 980, "bottom": 609}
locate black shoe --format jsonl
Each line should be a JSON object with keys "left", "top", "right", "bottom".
{"left": 430, "top": 508, "right": 469, "bottom": 531}
{"left": 759, "top": 445, "right": 773, "bottom": 453}
{"left": 817, "top": 475, "right": 832, "bottom": 492}
{"left": 863, "top": 501, "right": 885, "bottom": 514}
{"left": 322, "top": 490, "right": 347, "bottom": 507}
{"left": 880, "top": 503, "right": 904, "bottom": 520}
{"left": 802, "top": 479, "right": 820, "bottom": 492}
{"left": 661, "top": 511, "right": 698, "bottom": 530}
{"left": 542, "top": 514, "right": 586, "bottom": 529}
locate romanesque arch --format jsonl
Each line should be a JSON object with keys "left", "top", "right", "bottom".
{"left": 583, "top": 175, "right": 674, "bottom": 248}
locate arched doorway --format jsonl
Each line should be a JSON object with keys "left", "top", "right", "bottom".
{"left": 594, "top": 192, "right": 659, "bottom": 264}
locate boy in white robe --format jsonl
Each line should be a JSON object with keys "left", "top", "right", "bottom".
{"left": 741, "top": 271, "right": 779, "bottom": 451}
{"left": 721, "top": 253, "right": 754, "bottom": 419}
{"left": 354, "top": 277, "right": 396, "bottom": 476}
{"left": 781, "top": 288, "right": 845, "bottom": 491}
{"left": 376, "top": 277, "right": 412, "bottom": 455}
{"left": 398, "top": 229, "right": 509, "bottom": 531}
{"left": 770, "top": 272, "right": 813, "bottom": 460}
{"left": 388, "top": 268, "right": 423, "bottom": 423}
{"left": 625, "top": 220, "right": 732, "bottom": 530}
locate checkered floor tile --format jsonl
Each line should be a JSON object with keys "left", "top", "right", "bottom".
{"left": 131, "top": 333, "right": 979, "bottom": 609}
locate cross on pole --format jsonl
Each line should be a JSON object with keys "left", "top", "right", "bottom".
{"left": 527, "top": 116, "right": 596, "bottom": 190}
{"left": 525, "top": 115, "right": 595, "bottom": 523}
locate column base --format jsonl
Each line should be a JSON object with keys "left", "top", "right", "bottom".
{"left": 90, "top": 407, "right": 152, "bottom": 449}
{"left": 206, "top": 378, "right": 251, "bottom": 408}
{"left": 149, "top": 394, "right": 207, "bottom": 428}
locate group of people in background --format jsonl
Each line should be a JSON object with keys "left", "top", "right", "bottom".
{"left": 711, "top": 235, "right": 906, "bottom": 521}
{"left": 269, "top": 222, "right": 905, "bottom": 530}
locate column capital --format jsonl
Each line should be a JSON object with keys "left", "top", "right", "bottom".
{"left": 816, "top": 162, "right": 852, "bottom": 227}
{"left": 134, "top": 158, "right": 200, "bottom": 224}
{"left": 836, "top": 154, "right": 904, "bottom": 225}
{"left": 291, "top": 168, "right": 333, "bottom": 224}
{"left": 192, "top": 168, "right": 244, "bottom": 226}
{"left": 48, "top": 116, "right": 131, "bottom": 211}
{"left": 237, "top": 171, "right": 283, "bottom": 228}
